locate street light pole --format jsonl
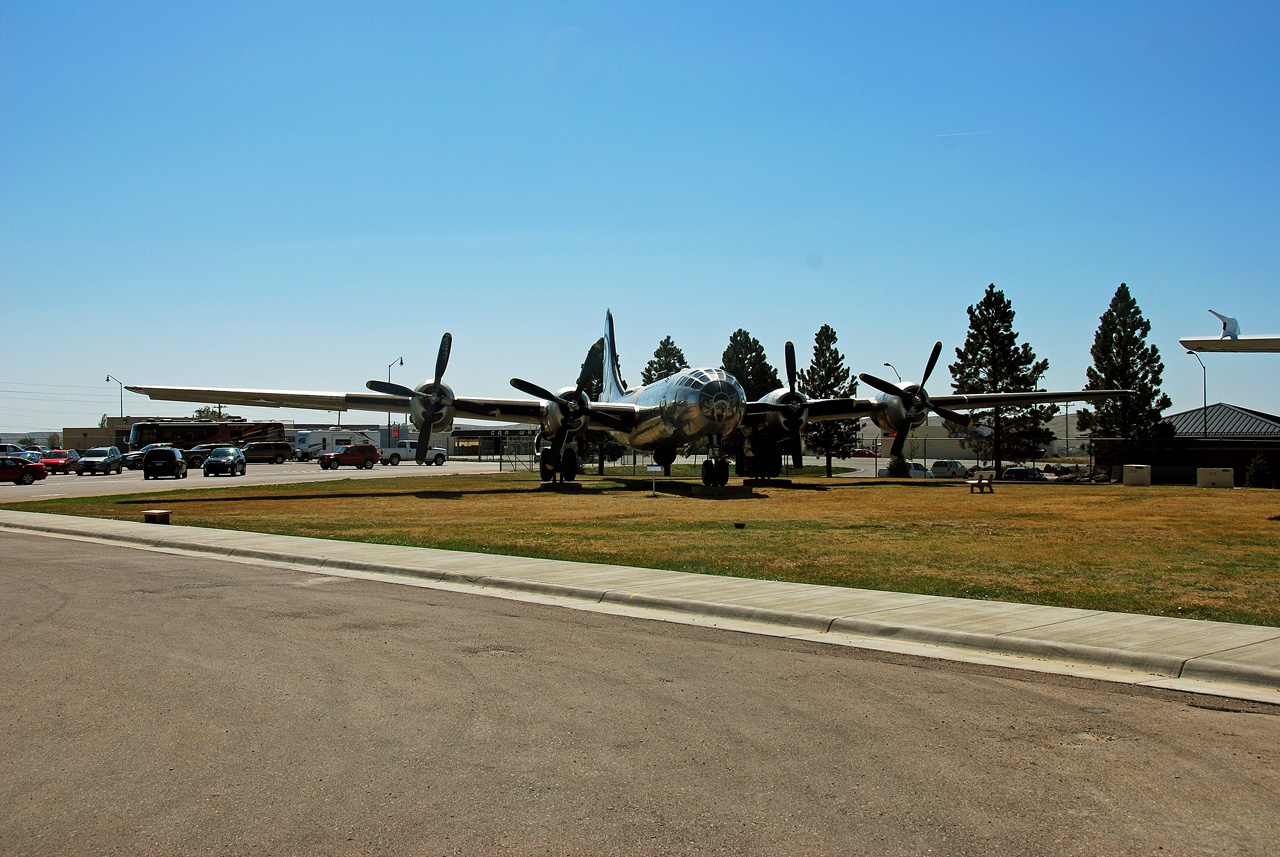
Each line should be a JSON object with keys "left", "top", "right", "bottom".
{"left": 105, "top": 374, "right": 123, "bottom": 419}
{"left": 387, "top": 357, "right": 403, "bottom": 442}
{"left": 1187, "top": 350, "right": 1207, "bottom": 438}
{"left": 883, "top": 362, "right": 902, "bottom": 383}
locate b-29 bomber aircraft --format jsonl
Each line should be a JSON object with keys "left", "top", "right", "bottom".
{"left": 128, "top": 311, "right": 1125, "bottom": 487}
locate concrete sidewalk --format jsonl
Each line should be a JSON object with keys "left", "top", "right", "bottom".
{"left": 4, "top": 508, "right": 1279, "bottom": 705}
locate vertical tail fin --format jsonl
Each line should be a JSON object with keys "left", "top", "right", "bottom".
{"left": 601, "top": 310, "right": 627, "bottom": 402}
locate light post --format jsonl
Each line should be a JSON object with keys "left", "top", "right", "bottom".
{"left": 105, "top": 374, "right": 123, "bottom": 420}
{"left": 883, "top": 362, "right": 902, "bottom": 383}
{"left": 388, "top": 357, "right": 403, "bottom": 441}
{"left": 1187, "top": 350, "right": 1207, "bottom": 438}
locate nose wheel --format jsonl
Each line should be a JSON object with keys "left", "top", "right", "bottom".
{"left": 700, "top": 436, "right": 731, "bottom": 487}
{"left": 701, "top": 460, "right": 732, "bottom": 486}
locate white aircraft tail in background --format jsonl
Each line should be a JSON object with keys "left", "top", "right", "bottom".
{"left": 1180, "top": 309, "right": 1280, "bottom": 353}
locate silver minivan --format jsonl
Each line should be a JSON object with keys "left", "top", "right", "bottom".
{"left": 930, "top": 459, "right": 967, "bottom": 478}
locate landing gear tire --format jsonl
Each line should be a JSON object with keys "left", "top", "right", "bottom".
{"left": 701, "top": 459, "right": 716, "bottom": 486}
{"left": 560, "top": 448, "right": 577, "bottom": 482}
{"left": 715, "top": 457, "right": 730, "bottom": 486}
{"left": 538, "top": 449, "right": 559, "bottom": 482}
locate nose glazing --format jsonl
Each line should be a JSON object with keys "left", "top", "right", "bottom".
{"left": 699, "top": 379, "right": 742, "bottom": 425}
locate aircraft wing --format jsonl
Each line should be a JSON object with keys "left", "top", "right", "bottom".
{"left": 1179, "top": 336, "right": 1280, "bottom": 353}
{"left": 926, "top": 389, "right": 1128, "bottom": 411}
{"left": 127, "top": 384, "right": 640, "bottom": 431}
{"left": 126, "top": 385, "right": 407, "bottom": 413}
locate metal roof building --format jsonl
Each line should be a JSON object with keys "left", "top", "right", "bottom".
{"left": 1166, "top": 403, "right": 1280, "bottom": 438}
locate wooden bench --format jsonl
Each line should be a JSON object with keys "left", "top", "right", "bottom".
{"left": 142, "top": 509, "right": 172, "bottom": 525}
{"left": 966, "top": 473, "right": 995, "bottom": 494}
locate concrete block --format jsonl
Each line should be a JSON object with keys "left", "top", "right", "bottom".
{"left": 1122, "top": 465, "right": 1151, "bottom": 486}
{"left": 1197, "top": 467, "right": 1234, "bottom": 488}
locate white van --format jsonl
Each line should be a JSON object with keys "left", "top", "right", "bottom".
{"left": 930, "top": 460, "right": 967, "bottom": 478}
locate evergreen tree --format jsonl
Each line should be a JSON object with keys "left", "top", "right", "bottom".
{"left": 948, "top": 284, "right": 1057, "bottom": 473}
{"left": 721, "top": 329, "right": 780, "bottom": 401}
{"left": 1245, "top": 453, "right": 1274, "bottom": 489}
{"left": 641, "top": 336, "right": 688, "bottom": 385}
{"left": 1075, "top": 284, "right": 1173, "bottom": 455}
{"left": 797, "top": 324, "right": 856, "bottom": 476}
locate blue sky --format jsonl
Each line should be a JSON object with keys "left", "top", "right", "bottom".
{"left": 3, "top": 1, "right": 1278, "bottom": 433}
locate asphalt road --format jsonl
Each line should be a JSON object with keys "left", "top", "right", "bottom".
{"left": 4, "top": 532, "right": 1278, "bottom": 856}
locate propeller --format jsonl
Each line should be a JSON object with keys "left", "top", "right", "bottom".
{"left": 510, "top": 339, "right": 626, "bottom": 466}
{"left": 365, "top": 332, "right": 453, "bottom": 463}
{"left": 858, "top": 341, "right": 973, "bottom": 461}
{"left": 782, "top": 341, "right": 804, "bottom": 468}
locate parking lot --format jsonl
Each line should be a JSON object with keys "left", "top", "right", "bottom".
{"left": 0, "top": 457, "right": 506, "bottom": 503}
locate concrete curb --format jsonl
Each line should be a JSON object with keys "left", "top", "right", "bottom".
{"left": 3, "top": 510, "right": 1279, "bottom": 696}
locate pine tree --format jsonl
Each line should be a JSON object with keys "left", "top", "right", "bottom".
{"left": 641, "top": 336, "right": 689, "bottom": 385}
{"left": 721, "top": 329, "right": 780, "bottom": 402}
{"left": 948, "top": 284, "right": 1057, "bottom": 473}
{"left": 798, "top": 324, "right": 856, "bottom": 476}
{"left": 1075, "top": 284, "right": 1173, "bottom": 454}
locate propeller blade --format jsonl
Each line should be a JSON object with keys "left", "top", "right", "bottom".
{"left": 858, "top": 372, "right": 906, "bottom": 400}
{"left": 790, "top": 429, "right": 803, "bottom": 469}
{"left": 575, "top": 338, "right": 605, "bottom": 398}
{"left": 510, "top": 378, "right": 569, "bottom": 407}
{"left": 434, "top": 332, "right": 452, "bottom": 386}
{"left": 929, "top": 403, "right": 973, "bottom": 428}
{"left": 889, "top": 419, "right": 911, "bottom": 460}
{"left": 785, "top": 341, "right": 797, "bottom": 395}
{"left": 920, "top": 341, "right": 942, "bottom": 389}
{"left": 366, "top": 380, "right": 417, "bottom": 398}
{"left": 585, "top": 409, "right": 628, "bottom": 432}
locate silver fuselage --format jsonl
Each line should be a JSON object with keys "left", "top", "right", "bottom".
{"left": 602, "top": 367, "right": 746, "bottom": 453}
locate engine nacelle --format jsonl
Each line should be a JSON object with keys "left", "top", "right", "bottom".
{"left": 410, "top": 380, "right": 456, "bottom": 434}
{"left": 756, "top": 387, "right": 809, "bottom": 439}
{"left": 867, "top": 387, "right": 927, "bottom": 436}
{"left": 542, "top": 387, "right": 592, "bottom": 437}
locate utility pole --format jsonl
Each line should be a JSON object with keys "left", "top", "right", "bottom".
{"left": 387, "top": 356, "right": 403, "bottom": 442}
{"left": 1187, "top": 351, "right": 1207, "bottom": 438}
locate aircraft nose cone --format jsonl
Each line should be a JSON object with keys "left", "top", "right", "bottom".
{"left": 699, "top": 378, "right": 745, "bottom": 429}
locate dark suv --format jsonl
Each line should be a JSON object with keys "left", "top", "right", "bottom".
{"left": 76, "top": 446, "right": 124, "bottom": 475}
{"left": 319, "top": 444, "right": 379, "bottom": 470}
{"left": 241, "top": 442, "right": 295, "bottom": 464}
{"left": 143, "top": 447, "right": 188, "bottom": 480}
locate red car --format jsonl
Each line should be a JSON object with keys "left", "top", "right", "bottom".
{"left": 1, "top": 455, "right": 47, "bottom": 485}
{"left": 318, "top": 444, "right": 380, "bottom": 470}
{"left": 39, "top": 449, "right": 80, "bottom": 474}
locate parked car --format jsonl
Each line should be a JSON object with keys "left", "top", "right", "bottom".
{"left": 241, "top": 441, "right": 295, "bottom": 464}
{"left": 379, "top": 440, "right": 448, "bottom": 466}
{"left": 124, "top": 443, "right": 174, "bottom": 469}
{"left": 1000, "top": 466, "right": 1048, "bottom": 482}
{"left": 202, "top": 447, "right": 246, "bottom": 477}
{"left": 1, "top": 455, "right": 47, "bottom": 485}
{"left": 930, "top": 459, "right": 968, "bottom": 479}
{"left": 877, "top": 462, "right": 933, "bottom": 478}
{"left": 12, "top": 450, "right": 44, "bottom": 463}
{"left": 319, "top": 443, "right": 380, "bottom": 470}
{"left": 143, "top": 446, "right": 188, "bottom": 479}
{"left": 76, "top": 446, "right": 124, "bottom": 475}
{"left": 182, "top": 443, "right": 234, "bottom": 468}
{"left": 40, "top": 449, "right": 80, "bottom": 474}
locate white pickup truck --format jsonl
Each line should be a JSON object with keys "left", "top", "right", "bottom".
{"left": 380, "top": 440, "right": 447, "bottom": 466}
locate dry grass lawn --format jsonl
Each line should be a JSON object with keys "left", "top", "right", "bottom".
{"left": 7, "top": 473, "right": 1279, "bottom": 626}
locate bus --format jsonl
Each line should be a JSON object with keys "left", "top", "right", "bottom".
{"left": 128, "top": 419, "right": 288, "bottom": 451}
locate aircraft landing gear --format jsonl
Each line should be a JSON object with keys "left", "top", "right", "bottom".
{"left": 538, "top": 446, "right": 578, "bottom": 483}
{"left": 700, "top": 436, "right": 731, "bottom": 487}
